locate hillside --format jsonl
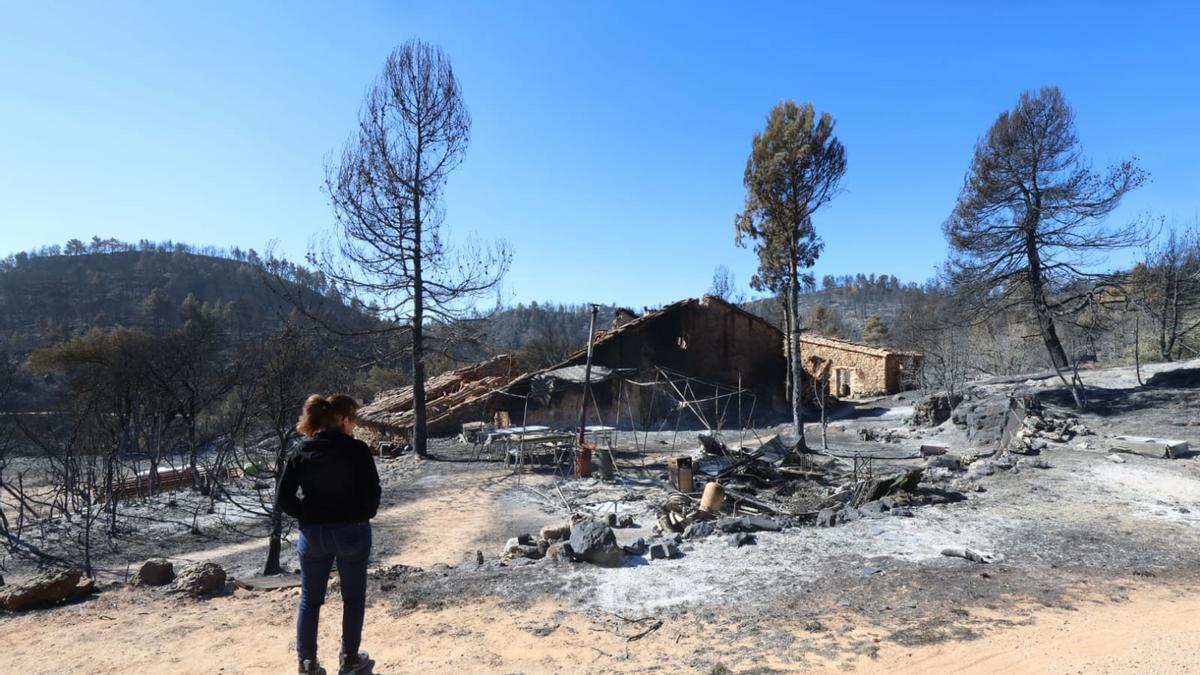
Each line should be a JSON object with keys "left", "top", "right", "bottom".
{"left": 0, "top": 248, "right": 368, "bottom": 357}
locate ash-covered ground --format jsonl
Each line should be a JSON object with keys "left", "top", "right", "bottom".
{"left": 342, "top": 358, "right": 1200, "bottom": 654}
{"left": 4, "top": 358, "right": 1199, "bottom": 664}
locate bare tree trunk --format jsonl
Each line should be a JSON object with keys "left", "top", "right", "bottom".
{"left": 412, "top": 184, "right": 428, "bottom": 459}
{"left": 780, "top": 296, "right": 792, "bottom": 406}
{"left": 1026, "top": 229, "right": 1081, "bottom": 406}
{"left": 788, "top": 253, "right": 806, "bottom": 449}
{"left": 1134, "top": 311, "right": 1144, "bottom": 386}
{"left": 263, "top": 433, "right": 288, "bottom": 575}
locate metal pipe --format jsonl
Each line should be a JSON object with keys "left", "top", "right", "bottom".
{"left": 577, "top": 304, "right": 599, "bottom": 447}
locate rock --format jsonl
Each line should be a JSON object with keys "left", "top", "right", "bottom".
{"left": 967, "top": 461, "right": 997, "bottom": 479}
{"left": 728, "top": 532, "right": 757, "bottom": 547}
{"left": 545, "top": 542, "right": 574, "bottom": 562}
{"left": 567, "top": 521, "right": 624, "bottom": 567}
{"left": 924, "top": 467, "right": 957, "bottom": 483}
{"left": 941, "top": 547, "right": 1000, "bottom": 564}
{"left": 1107, "top": 453, "right": 1127, "bottom": 464}
{"left": 817, "top": 506, "right": 862, "bottom": 527}
{"left": 1015, "top": 457, "right": 1051, "bottom": 471}
{"left": 926, "top": 455, "right": 963, "bottom": 471}
{"left": 513, "top": 545, "right": 543, "bottom": 560}
{"left": 817, "top": 507, "right": 841, "bottom": 527}
{"left": 132, "top": 559, "right": 175, "bottom": 587}
{"left": 910, "top": 392, "right": 963, "bottom": 427}
{"left": 621, "top": 538, "right": 648, "bottom": 556}
{"left": 717, "top": 515, "right": 781, "bottom": 533}
{"left": 649, "top": 540, "right": 681, "bottom": 560}
{"left": 858, "top": 500, "right": 891, "bottom": 516}
{"left": 0, "top": 568, "right": 93, "bottom": 611}
{"left": 683, "top": 521, "right": 716, "bottom": 540}
{"left": 174, "top": 562, "right": 227, "bottom": 596}
{"left": 503, "top": 537, "right": 522, "bottom": 556}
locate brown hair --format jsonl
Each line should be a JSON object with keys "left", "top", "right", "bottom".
{"left": 296, "top": 394, "right": 360, "bottom": 437}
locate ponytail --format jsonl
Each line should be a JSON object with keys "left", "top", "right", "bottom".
{"left": 296, "top": 393, "right": 361, "bottom": 437}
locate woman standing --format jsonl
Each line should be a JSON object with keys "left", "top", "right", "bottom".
{"left": 277, "top": 394, "right": 381, "bottom": 675}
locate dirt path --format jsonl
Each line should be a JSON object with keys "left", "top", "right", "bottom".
{"left": 870, "top": 583, "right": 1200, "bottom": 673}
{"left": 0, "top": 581, "right": 1195, "bottom": 673}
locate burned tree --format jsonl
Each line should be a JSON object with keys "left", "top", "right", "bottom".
{"left": 945, "top": 87, "right": 1146, "bottom": 407}
{"left": 314, "top": 39, "right": 510, "bottom": 458}
{"left": 1128, "top": 222, "right": 1200, "bottom": 361}
{"left": 709, "top": 265, "right": 736, "bottom": 301}
{"left": 736, "top": 101, "right": 846, "bottom": 446}
{"left": 253, "top": 323, "right": 328, "bottom": 576}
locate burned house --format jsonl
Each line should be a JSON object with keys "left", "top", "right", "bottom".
{"left": 358, "top": 295, "right": 788, "bottom": 440}
{"left": 797, "top": 334, "right": 921, "bottom": 398}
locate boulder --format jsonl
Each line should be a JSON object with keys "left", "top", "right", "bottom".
{"left": 953, "top": 396, "right": 1009, "bottom": 448}
{"left": 567, "top": 521, "right": 624, "bottom": 567}
{"left": 132, "top": 559, "right": 175, "bottom": 587}
{"left": 545, "top": 542, "right": 574, "bottom": 562}
{"left": 174, "top": 562, "right": 227, "bottom": 596}
{"left": 0, "top": 568, "right": 93, "bottom": 611}
{"left": 911, "top": 392, "right": 963, "bottom": 427}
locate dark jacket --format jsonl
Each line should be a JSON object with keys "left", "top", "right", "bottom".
{"left": 276, "top": 429, "right": 381, "bottom": 526}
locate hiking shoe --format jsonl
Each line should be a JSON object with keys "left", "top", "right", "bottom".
{"left": 339, "top": 651, "right": 373, "bottom": 674}
{"left": 298, "top": 658, "right": 327, "bottom": 675}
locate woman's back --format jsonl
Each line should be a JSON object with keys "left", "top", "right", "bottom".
{"left": 277, "top": 429, "right": 381, "bottom": 526}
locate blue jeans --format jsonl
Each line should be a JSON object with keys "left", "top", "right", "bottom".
{"left": 296, "top": 521, "right": 371, "bottom": 662}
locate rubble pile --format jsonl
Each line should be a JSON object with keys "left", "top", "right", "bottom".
{"left": 650, "top": 435, "right": 938, "bottom": 536}
{"left": 857, "top": 427, "right": 905, "bottom": 443}
{"left": 1008, "top": 398, "right": 1092, "bottom": 454}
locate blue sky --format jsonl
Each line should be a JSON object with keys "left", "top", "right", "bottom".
{"left": 1, "top": 1, "right": 1197, "bottom": 307}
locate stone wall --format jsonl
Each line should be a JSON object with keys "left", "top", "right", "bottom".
{"left": 799, "top": 340, "right": 889, "bottom": 396}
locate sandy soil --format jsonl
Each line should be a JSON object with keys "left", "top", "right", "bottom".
{"left": 0, "top": 579, "right": 1195, "bottom": 674}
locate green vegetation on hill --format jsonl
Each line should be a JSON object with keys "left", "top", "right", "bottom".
{"left": 0, "top": 242, "right": 368, "bottom": 357}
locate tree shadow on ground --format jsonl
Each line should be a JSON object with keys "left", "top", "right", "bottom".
{"left": 1036, "top": 377, "right": 1200, "bottom": 419}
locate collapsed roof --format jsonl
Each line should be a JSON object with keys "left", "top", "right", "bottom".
{"left": 358, "top": 295, "right": 789, "bottom": 437}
